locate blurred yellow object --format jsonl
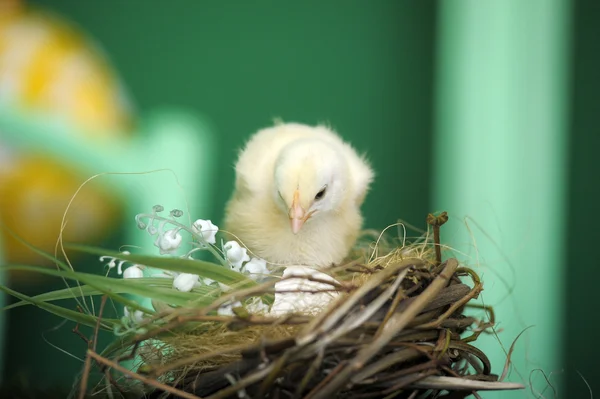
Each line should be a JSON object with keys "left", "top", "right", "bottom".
{"left": 0, "top": 0, "right": 135, "bottom": 279}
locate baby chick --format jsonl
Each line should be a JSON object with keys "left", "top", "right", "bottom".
{"left": 224, "top": 123, "right": 374, "bottom": 268}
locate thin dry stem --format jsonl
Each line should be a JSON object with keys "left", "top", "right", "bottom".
{"left": 78, "top": 295, "right": 107, "bottom": 399}
{"left": 88, "top": 351, "right": 202, "bottom": 399}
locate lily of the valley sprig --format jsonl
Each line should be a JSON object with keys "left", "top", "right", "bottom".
{"left": 97, "top": 204, "right": 340, "bottom": 335}
{"left": 101, "top": 205, "right": 275, "bottom": 329}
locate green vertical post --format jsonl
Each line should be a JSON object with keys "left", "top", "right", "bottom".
{"left": 433, "top": 0, "right": 570, "bottom": 396}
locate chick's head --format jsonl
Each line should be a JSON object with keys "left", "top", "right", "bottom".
{"left": 274, "top": 139, "right": 349, "bottom": 234}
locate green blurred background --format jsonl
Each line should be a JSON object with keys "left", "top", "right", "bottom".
{"left": 0, "top": 0, "right": 597, "bottom": 398}
{"left": 20, "top": 0, "right": 436, "bottom": 231}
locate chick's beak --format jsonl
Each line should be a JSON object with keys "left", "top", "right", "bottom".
{"left": 289, "top": 189, "right": 308, "bottom": 234}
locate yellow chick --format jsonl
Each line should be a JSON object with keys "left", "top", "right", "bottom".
{"left": 224, "top": 123, "right": 374, "bottom": 268}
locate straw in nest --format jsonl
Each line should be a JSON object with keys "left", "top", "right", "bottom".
{"left": 103, "top": 212, "right": 525, "bottom": 399}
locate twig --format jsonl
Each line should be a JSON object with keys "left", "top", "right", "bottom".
{"left": 351, "top": 348, "right": 432, "bottom": 384}
{"left": 73, "top": 324, "right": 90, "bottom": 345}
{"left": 374, "top": 282, "right": 406, "bottom": 339}
{"left": 406, "top": 391, "right": 419, "bottom": 399}
{"left": 298, "top": 259, "right": 423, "bottom": 346}
{"left": 409, "top": 375, "right": 525, "bottom": 390}
{"left": 418, "top": 283, "right": 483, "bottom": 329}
{"left": 255, "top": 351, "right": 291, "bottom": 397}
{"left": 293, "top": 347, "right": 325, "bottom": 398}
{"left": 309, "top": 259, "right": 458, "bottom": 399}
{"left": 394, "top": 284, "right": 471, "bottom": 319}
{"left": 381, "top": 369, "right": 439, "bottom": 394}
{"left": 304, "top": 362, "right": 348, "bottom": 399}
{"left": 378, "top": 360, "right": 442, "bottom": 384}
{"left": 466, "top": 303, "right": 496, "bottom": 324}
{"left": 456, "top": 267, "right": 481, "bottom": 285}
{"left": 448, "top": 341, "right": 492, "bottom": 375}
{"left": 435, "top": 329, "right": 451, "bottom": 359}
{"left": 426, "top": 212, "right": 448, "bottom": 265}
{"left": 324, "top": 269, "right": 409, "bottom": 344}
{"left": 204, "top": 359, "right": 279, "bottom": 399}
{"left": 72, "top": 315, "right": 91, "bottom": 345}
{"left": 115, "top": 340, "right": 141, "bottom": 364}
{"left": 87, "top": 350, "right": 202, "bottom": 399}
{"left": 78, "top": 295, "right": 107, "bottom": 399}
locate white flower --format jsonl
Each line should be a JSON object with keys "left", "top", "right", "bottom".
{"left": 243, "top": 257, "right": 270, "bottom": 281}
{"left": 217, "top": 301, "right": 242, "bottom": 316}
{"left": 155, "top": 228, "right": 183, "bottom": 255}
{"left": 99, "top": 254, "right": 131, "bottom": 275}
{"left": 173, "top": 273, "right": 198, "bottom": 292}
{"left": 99, "top": 256, "right": 117, "bottom": 270}
{"left": 192, "top": 219, "right": 219, "bottom": 245}
{"left": 224, "top": 240, "right": 250, "bottom": 271}
{"left": 123, "top": 265, "right": 144, "bottom": 278}
{"left": 124, "top": 307, "right": 146, "bottom": 324}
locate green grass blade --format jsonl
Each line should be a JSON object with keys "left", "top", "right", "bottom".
{"left": 2, "top": 284, "right": 102, "bottom": 311}
{"left": 0, "top": 285, "right": 118, "bottom": 330}
{"left": 67, "top": 244, "right": 256, "bottom": 288}
{"left": 0, "top": 221, "right": 100, "bottom": 315}
{"left": 3, "top": 265, "right": 217, "bottom": 309}
{"left": 8, "top": 270, "right": 152, "bottom": 314}
{"left": 4, "top": 278, "right": 219, "bottom": 311}
{"left": 0, "top": 222, "right": 74, "bottom": 272}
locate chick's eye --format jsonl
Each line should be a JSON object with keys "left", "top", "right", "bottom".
{"left": 315, "top": 187, "right": 327, "bottom": 200}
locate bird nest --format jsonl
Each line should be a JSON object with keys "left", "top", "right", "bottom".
{"left": 94, "top": 212, "right": 523, "bottom": 399}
